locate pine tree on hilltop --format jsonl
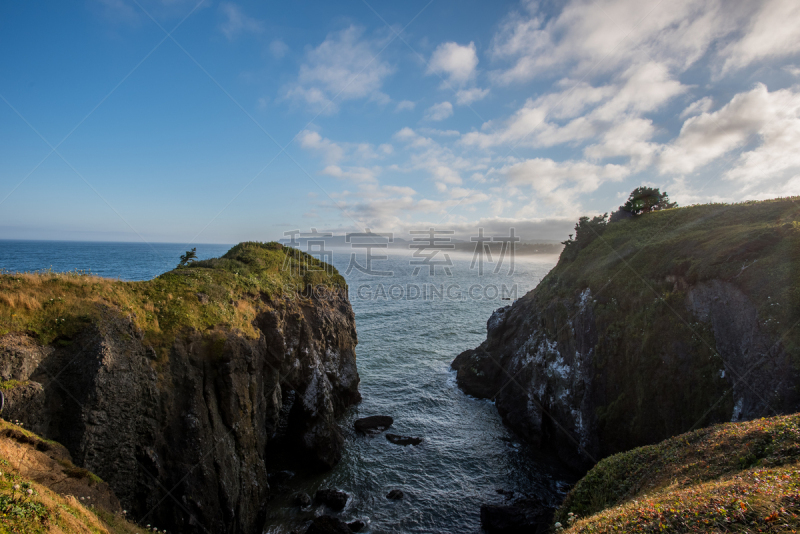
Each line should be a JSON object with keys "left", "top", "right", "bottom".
{"left": 178, "top": 247, "right": 197, "bottom": 267}
{"left": 611, "top": 187, "right": 677, "bottom": 222}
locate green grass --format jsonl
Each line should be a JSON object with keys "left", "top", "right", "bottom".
{"left": 555, "top": 413, "right": 800, "bottom": 533}
{"left": 0, "top": 241, "right": 346, "bottom": 354}
{"left": 0, "top": 381, "right": 27, "bottom": 392}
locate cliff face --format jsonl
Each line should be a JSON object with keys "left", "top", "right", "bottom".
{"left": 453, "top": 199, "right": 800, "bottom": 471}
{"left": 0, "top": 242, "right": 360, "bottom": 534}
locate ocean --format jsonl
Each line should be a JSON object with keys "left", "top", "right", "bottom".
{"left": 0, "top": 240, "right": 572, "bottom": 533}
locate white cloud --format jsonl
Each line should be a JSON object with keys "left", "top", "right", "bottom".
{"left": 658, "top": 83, "right": 800, "bottom": 199}
{"left": 299, "top": 130, "right": 395, "bottom": 168}
{"left": 424, "top": 101, "right": 454, "bottom": 121}
{"left": 286, "top": 26, "right": 394, "bottom": 112}
{"left": 219, "top": 3, "right": 262, "bottom": 40}
{"left": 719, "top": 0, "right": 800, "bottom": 74}
{"left": 418, "top": 128, "right": 461, "bottom": 137}
{"left": 322, "top": 165, "right": 379, "bottom": 183}
{"left": 395, "top": 100, "right": 416, "bottom": 112}
{"left": 428, "top": 42, "right": 479, "bottom": 86}
{"left": 584, "top": 117, "right": 658, "bottom": 170}
{"left": 658, "top": 84, "right": 772, "bottom": 175}
{"left": 299, "top": 130, "right": 344, "bottom": 164}
{"left": 269, "top": 39, "right": 288, "bottom": 59}
{"left": 462, "top": 62, "right": 686, "bottom": 150}
{"left": 455, "top": 87, "right": 490, "bottom": 105}
{"left": 784, "top": 65, "right": 800, "bottom": 77}
{"left": 680, "top": 96, "right": 714, "bottom": 119}
{"left": 504, "top": 158, "right": 628, "bottom": 192}
{"left": 489, "top": 0, "right": 743, "bottom": 85}
{"left": 292, "top": 2, "right": 800, "bottom": 235}
{"left": 502, "top": 157, "right": 629, "bottom": 215}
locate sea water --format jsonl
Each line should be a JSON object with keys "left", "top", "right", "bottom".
{"left": 0, "top": 240, "right": 574, "bottom": 533}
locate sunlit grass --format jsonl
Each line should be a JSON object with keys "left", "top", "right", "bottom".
{"left": 555, "top": 413, "right": 800, "bottom": 533}
{"left": 0, "top": 242, "right": 346, "bottom": 354}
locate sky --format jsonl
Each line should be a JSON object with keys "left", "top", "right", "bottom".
{"left": 1, "top": 0, "right": 799, "bottom": 245}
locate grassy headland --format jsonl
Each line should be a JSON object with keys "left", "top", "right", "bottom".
{"left": 541, "top": 197, "right": 800, "bottom": 447}
{"left": 0, "top": 241, "right": 346, "bottom": 354}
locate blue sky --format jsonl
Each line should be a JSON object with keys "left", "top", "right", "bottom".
{"left": 1, "top": 0, "right": 799, "bottom": 244}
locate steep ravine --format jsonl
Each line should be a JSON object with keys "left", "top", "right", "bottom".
{"left": 453, "top": 199, "right": 800, "bottom": 472}
{"left": 0, "top": 242, "right": 360, "bottom": 534}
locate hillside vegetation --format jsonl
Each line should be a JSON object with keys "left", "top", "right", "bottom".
{"left": 555, "top": 197, "right": 799, "bottom": 356}
{"left": 0, "top": 241, "right": 346, "bottom": 353}
{"left": 455, "top": 197, "right": 800, "bottom": 472}
{"left": 552, "top": 197, "right": 800, "bottom": 448}
{"left": 555, "top": 413, "right": 800, "bottom": 533}
{"left": 0, "top": 419, "right": 142, "bottom": 534}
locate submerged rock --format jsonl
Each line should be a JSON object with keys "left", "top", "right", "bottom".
{"left": 293, "top": 492, "right": 312, "bottom": 508}
{"left": 354, "top": 415, "right": 393, "bottom": 434}
{"left": 386, "top": 489, "right": 404, "bottom": 500}
{"left": 315, "top": 488, "right": 349, "bottom": 510}
{"left": 346, "top": 519, "right": 366, "bottom": 532}
{"left": 268, "top": 470, "right": 294, "bottom": 487}
{"left": 385, "top": 434, "right": 422, "bottom": 446}
{"left": 305, "top": 515, "right": 352, "bottom": 534}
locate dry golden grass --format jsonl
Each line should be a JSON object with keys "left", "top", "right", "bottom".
{"left": 0, "top": 455, "right": 142, "bottom": 534}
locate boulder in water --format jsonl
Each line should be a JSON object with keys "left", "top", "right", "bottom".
{"left": 354, "top": 415, "right": 393, "bottom": 434}
{"left": 305, "top": 515, "right": 352, "bottom": 534}
{"left": 315, "top": 488, "right": 349, "bottom": 511}
{"left": 386, "top": 489, "right": 404, "bottom": 500}
{"left": 386, "top": 433, "right": 422, "bottom": 446}
{"left": 294, "top": 492, "right": 312, "bottom": 507}
{"left": 347, "top": 519, "right": 366, "bottom": 532}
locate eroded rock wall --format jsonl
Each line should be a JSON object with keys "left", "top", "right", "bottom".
{"left": 453, "top": 279, "right": 799, "bottom": 471}
{"left": 0, "top": 293, "right": 359, "bottom": 534}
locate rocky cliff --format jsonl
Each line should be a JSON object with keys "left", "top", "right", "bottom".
{"left": 453, "top": 198, "right": 800, "bottom": 471}
{"left": 0, "top": 242, "right": 360, "bottom": 534}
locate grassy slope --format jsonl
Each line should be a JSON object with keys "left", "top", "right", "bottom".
{"left": 532, "top": 198, "right": 800, "bottom": 449}
{"left": 0, "top": 241, "right": 347, "bottom": 354}
{"left": 554, "top": 413, "right": 800, "bottom": 533}
{"left": 0, "top": 420, "right": 142, "bottom": 534}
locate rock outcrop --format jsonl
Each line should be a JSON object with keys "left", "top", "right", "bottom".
{"left": 454, "top": 199, "right": 800, "bottom": 470}
{"left": 0, "top": 242, "right": 360, "bottom": 534}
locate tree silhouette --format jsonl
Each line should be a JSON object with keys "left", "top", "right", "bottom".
{"left": 611, "top": 187, "right": 677, "bottom": 221}
{"left": 179, "top": 247, "right": 197, "bottom": 267}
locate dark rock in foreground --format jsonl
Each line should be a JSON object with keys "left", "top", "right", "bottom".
{"left": 354, "top": 415, "right": 393, "bottom": 434}
{"left": 480, "top": 497, "right": 552, "bottom": 534}
{"left": 347, "top": 519, "right": 366, "bottom": 532}
{"left": 293, "top": 492, "right": 312, "bottom": 508}
{"left": 268, "top": 470, "right": 294, "bottom": 487}
{"left": 386, "top": 489, "right": 404, "bottom": 500}
{"left": 315, "top": 488, "right": 349, "bottom": 510}
{"left": 305, "top": 515, "right": 352, "bottom": 534}
{"left": 386, "top": 434, "right": 422, "bottom": 446}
